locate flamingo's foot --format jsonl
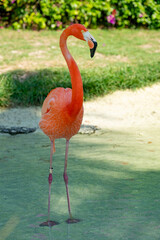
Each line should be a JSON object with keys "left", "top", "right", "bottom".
{"left": 66, "top": 218, "right": 81, "bottom": 224}
{"left": 39, "top": 220, "right": 59, "bottom": 227}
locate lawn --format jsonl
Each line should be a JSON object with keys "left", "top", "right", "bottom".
{"left": 0, "top": 28, "right": 160, "bottom": 106}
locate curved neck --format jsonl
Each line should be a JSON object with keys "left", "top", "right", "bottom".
{"left": 59, "top": 28, "right": 83, "bottom": 117}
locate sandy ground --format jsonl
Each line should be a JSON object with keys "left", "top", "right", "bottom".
{"left": 0, "top": 83, "right": 160, "bottom": 132}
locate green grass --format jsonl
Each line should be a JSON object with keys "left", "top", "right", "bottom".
{"left": 0, "top": 29, "right": 160, "bottom": 107}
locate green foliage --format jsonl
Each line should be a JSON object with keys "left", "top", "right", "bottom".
{"left": 0, "top": 0, "right": 160, "bottom": 29}
{"left": 116, "top": 0, "right": 160, "bottom": 29}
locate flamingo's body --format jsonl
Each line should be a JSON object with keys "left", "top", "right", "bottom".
{"left": 39, "top": 24, "right": 97, "bottom": 226}
{"left": 39, "top": 87, "right": 83, "bottom": 143}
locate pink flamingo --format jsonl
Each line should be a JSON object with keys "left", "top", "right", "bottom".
{"left": 39, "top": 24, "right": 97, "bottom": 226}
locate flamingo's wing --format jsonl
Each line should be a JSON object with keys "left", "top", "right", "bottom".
{"left": 41, "top": 87, "right": 71, "bottom": 115}
{"left": 41, "top": 89, "right": 57, "bottom": 115}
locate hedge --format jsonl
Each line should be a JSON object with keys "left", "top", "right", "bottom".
{"left": 0, "top": 0, "right": 160, "bottom": 30}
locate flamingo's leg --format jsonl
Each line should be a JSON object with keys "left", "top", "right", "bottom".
{"left": 48, "top": 140, "right": 54, "bottom": 222}
{"left": 64, "top": 140, "right": 80, "bottom": 224}
{"left": 40, "top": 140, "right": 59, "bottom": 227}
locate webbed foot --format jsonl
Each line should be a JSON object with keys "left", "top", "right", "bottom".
{"left": 66, "top": 218, "right": 81, "bottom": 224}
{"left": 39, "top": 220, "right": 59, "bottom": 227}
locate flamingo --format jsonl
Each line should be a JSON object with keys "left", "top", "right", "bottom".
{"left": 39, "top": 24, "right": 97, "bottom": 227}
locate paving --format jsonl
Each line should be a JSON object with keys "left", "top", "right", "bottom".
{"left": 0, "top": 84, "right": 160, "bottom": 239}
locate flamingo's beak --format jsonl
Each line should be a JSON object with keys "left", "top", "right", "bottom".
{"left": 82, "top": 31, "right": 97, "bottom": 58}
{"left": 90, "top": 39, "right": 97, "bottom": 58}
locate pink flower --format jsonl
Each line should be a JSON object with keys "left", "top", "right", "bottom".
{"left": 56, "top": 21, "right": 62, "bottom": 28}
{"left": 107, "top": 15, "right": 116, "bottom": 25}
{"left": 11, "top": 0, "right": 15, "bottom": 3}
{"left": 139, "top": 13, "right": 143, "bottom": 18}
{"left": 0, "top": 26, "right": 4, "bottom": 29}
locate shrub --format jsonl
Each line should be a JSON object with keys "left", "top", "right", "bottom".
{"left": 0, "top": 0, "right": 160, "bottom": 29}
{"left": 115, "top": 0, "right": 160, "bottom": 29}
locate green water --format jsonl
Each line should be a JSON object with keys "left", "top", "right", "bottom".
{"left": 1, "top": 129, "right": 160, "bottom": 240}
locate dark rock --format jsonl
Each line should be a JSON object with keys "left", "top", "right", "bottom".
{"left": 79, "top": 125, "right": 100, "bottom": 134}
{"left": 0, "top": 126, "right": 36, "bottom": 135}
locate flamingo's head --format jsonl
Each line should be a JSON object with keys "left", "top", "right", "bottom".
{"left": 69, "top": 24, "right": 97, "bottom": 58}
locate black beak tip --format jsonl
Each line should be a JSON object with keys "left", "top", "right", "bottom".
{"left": 90, "top": 41, "right": 97, "bottom": 58}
